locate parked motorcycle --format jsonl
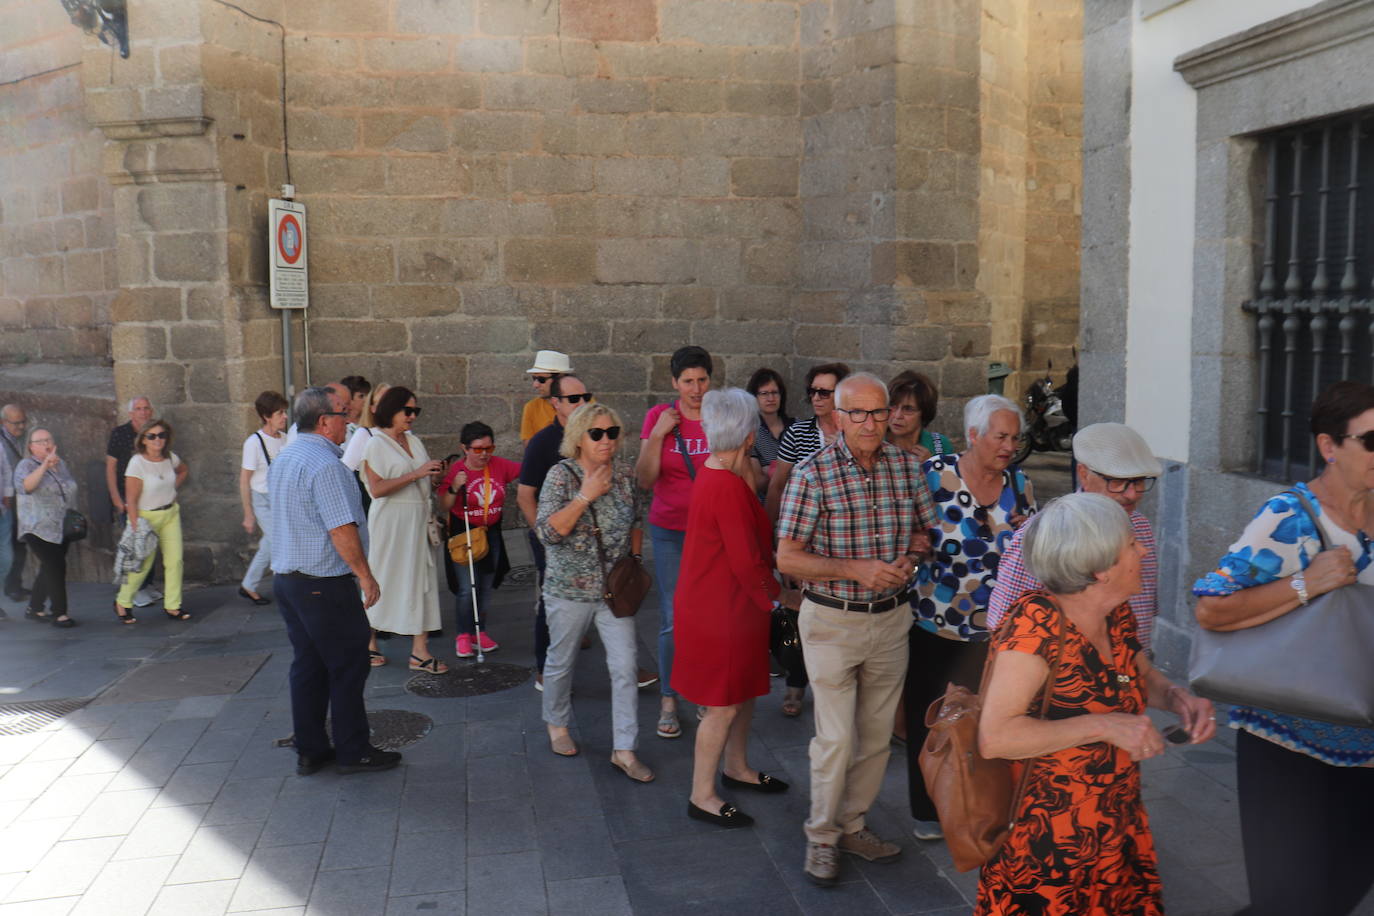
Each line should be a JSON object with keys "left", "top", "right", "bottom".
{"left": 1012, "top": 360, "right": 1076, "bottom": 464}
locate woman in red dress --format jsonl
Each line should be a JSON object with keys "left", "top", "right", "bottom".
{"left": 673, "top": 388, "right": 784, "bottom": 827}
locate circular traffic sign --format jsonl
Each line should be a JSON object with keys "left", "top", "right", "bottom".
{"left": 277, "top": 213, "right": 302, "bottom": 265}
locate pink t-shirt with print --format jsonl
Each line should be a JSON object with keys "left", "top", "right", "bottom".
{"left": 641, "top": 401, "right": 709, "bottom": 531}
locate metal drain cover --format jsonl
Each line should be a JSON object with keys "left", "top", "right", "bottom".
{"left": 277, "top": 709, "right": 434, "bottom": 753}
{"left": 406, "top": 662, "right": 531, "bottom": 698}
{"left": 504, "top": 564, "right": 535, "bottom": 586}
{"left": 0, "top": 698, "right": 90, "bottom": 736}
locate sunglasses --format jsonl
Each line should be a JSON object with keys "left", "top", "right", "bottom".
{"left": 838, "top": 407, "right": 891, "bottom": 423}
{"left": 530, "top": 375, "right": 553, "bottom": 384}
{"left": 586, "top": 426, "right": 621, "bottom": 442}
{"left": 144, "top": 431, "right": 168, "bottom": 440}
{"left": 557, "top": 393, "right": 593, "bottom": 404}
{"left": 402, "top": 407, "right": 422, "bottom": 418}
{"left": 807, "top": 387, "right": 834, "bottom": 399}
{"left": 466, "top": 445, "right": 494, "bottom": 454}
{"left": 1335, "top": 430, "right": 1374, "bottom": 452}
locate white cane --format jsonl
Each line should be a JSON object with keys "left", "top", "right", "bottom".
{"left": 461, "top": 486, "right": 486, "bottom": 664}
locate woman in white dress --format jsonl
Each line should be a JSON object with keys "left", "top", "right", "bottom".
{"left": 360, "top": 386, "right": 447, "bottom": 672}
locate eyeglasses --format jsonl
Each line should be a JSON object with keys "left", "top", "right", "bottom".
{"left": 322, "top": 411, "right": 347, "bottom": 418}
{"left": 531, "top": 375, "right": 553, "bottom": 384}
{"left": 2, "top": 417, "right": 26, "bottom": 427}
{"left": 807, "top": 387, "right": 834, "bottom": 399}
{"left": 838, "top": 407, "right": 892, "bottom": 423}
{"left": 586, "top": 426, "right": 621, "bottom": 442}
{"left": 1092, "top": 471, "right": 1157, "bottom": 494}
{"left": 890, "top": 404, "right": 920, "bottom": 417}
{"left": 556, "top": 393, "right": 593, "bottom": 404}
{"left": 466, "top": 445, "right": 494, "bottom": 454}
{"left": 1335, "top": 430, "right": 1374, "bottom": 452}
{"left": 144, "top": 431, "right": 168, "bottom": 440}
{"left": 402, "top": 407, "right": 422, "bottom": 418}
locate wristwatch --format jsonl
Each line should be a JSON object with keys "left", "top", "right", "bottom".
{"left": 1290, "top": 574, "right": 1309, "bottom": 606}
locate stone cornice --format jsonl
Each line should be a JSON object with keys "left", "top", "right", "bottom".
{"left": 1174, "top": 0, "right": 1374, "bottom": 88}
{"left": 95, "top": 117, "right": 213, "bottom": 141}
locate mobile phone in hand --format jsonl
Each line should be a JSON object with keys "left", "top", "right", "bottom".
{"left": 1162, "top": 725, "right": 1190, "bottom": 744}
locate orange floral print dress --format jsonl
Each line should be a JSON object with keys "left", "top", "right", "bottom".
{"left": 975, "top": 591, "right": 1162, "bottom": 916}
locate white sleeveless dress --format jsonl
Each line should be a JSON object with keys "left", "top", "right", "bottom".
{"left": 360, "top": 432, "right": 440, "bottom": 635}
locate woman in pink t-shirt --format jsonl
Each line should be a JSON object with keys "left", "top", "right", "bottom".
{"left": 635, "top": 346, "right": 714, "bottom": 739}
{"left": 438, "top": 421, "right": 521, "bottom": 659}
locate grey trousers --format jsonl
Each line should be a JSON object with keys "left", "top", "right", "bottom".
{"left": 541, "top": 592, "right": 639, "bottom": 751}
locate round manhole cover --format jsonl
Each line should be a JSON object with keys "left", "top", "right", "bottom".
{"left": 504, "top": 563, "right": 536, "bottom": 586}
{"left": 406, "top": 661, "right": 531, "bottom": 698}
{"left": 277, "top": 708, "right": 434, "bottom": 753}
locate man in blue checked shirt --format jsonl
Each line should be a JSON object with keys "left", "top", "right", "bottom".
{"left": 269, "top": 387, "right": 398, "bottom": 776}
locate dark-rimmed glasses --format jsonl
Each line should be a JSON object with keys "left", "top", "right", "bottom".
{"left": 807, "top": 387, "right": 834, "bottom": 399}
{"left": 1092, "top": 471, "right": 1157, "bottom": 494}
{"left": 587, "top": 426, "right": 621, "bottom": 442}
{"left": 556, "top": 392, "right": 593, "bottom": 404}
{"left": 838, "top": 407, "right": 891, "bottom": 423}
{"left": 1335, "top": 430, "right": 1374, "bottom": 452}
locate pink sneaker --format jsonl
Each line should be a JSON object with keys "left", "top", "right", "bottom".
{"left": 455, "top": 634, "right": 475, "bottom": 658}
{"left": 477, "top": 632, "right": 499, "bottom": 652}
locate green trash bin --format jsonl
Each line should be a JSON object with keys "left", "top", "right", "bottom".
{"left": 987, "top": 362, "right": 1011, "bottom": 395}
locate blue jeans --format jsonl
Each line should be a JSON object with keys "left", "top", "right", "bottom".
{"left": 650, "top": 523, "right": 686, "bottom": 698}
{"left": 452, "top": 528, "right": 502, "bottom": 636}
{"left": 274, "top": 573, "right": 372, "bottom": 763}
{"left": 0, "top": 504, "right": 13, "bottom": 593}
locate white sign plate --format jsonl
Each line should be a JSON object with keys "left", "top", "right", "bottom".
{"left": 269, "top": 198, "right": 308, "bottom": 310}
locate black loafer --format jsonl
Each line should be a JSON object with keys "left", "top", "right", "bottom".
{"left": 722, "top": 771, "right": 789, "bottom": 794}
{"left": 336, "top": 748, "right": 402, "bottom": 775}
{"left": 296, "top": 748, "right": 336, "bottom": 776}
{"left": 687, "top": 801, "right": 754, "bottom": 828}
{"left": 52, "top": 616, "right": 76, "bottom": 629}
{"left": 238, "top": 586, "right": 271, "bottom": 606}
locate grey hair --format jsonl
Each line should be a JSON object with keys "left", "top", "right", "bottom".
{"left": 126, "top": 396, "right": 152, "bottom": 413}
{"left": 701, "top": 388, "right": 757, "bottom": 452}
{"left": 292, "top": 387, "right": 336, "bottom": 432}
{"left": 1021, "top": 493, "right": 1132, "bottom": 595}
{"left": 834, "top": 372, "right": 888, "bottom": 410}
{"left": 964, "top": 394, "right": 1023, "bottom": 438}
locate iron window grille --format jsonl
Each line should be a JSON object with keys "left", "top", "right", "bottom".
{"left": 1246, "top": 110, "right": 1374, "bottom": 480}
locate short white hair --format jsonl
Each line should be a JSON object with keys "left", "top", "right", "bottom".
{"left": 834, "top": 372, "right": 887, "bottom": 410}
{"left": 1022, "top": 493, "right": 1131, "bottom": 595}
{"left": 701, "top": 388, "right": 757, "bottom": 452}
{"left": 127, "top": 396, "right": 152, "bottom": 413}
{"left": 964, "top": 394, "right": 1023, "bottom": 438}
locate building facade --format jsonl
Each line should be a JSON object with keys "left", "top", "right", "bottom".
{"left": 3, "top": 0, "right": 1081, "bottom": 582}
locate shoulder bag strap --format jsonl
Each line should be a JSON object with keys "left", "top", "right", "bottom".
{"left": 993, "top": 598, "right": 1066, "bottom": 829}
{"left": 1007, "top": 466, "right": 1029, "bottom": 517}
{"left": 673, "top": 426, "right": 696, "bottom": 480}
{"left": 567, "top": 462, "right": 616, "bottom": 597}
{"left": 1290, "top": 488, "right": 1330, "bottom": 554}
{"left": 254, "top": 432, "right": 271, "bottom": 466}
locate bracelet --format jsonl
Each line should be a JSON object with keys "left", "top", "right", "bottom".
{"left": 632, "top": 553, "right": 643, "bottom": 561}
{"left": 575, "top": 492, "right": 591, "bottom": 504}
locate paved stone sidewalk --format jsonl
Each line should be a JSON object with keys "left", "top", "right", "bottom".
{"left": 0, "top": 513, "right": 1369, "bottom": 914}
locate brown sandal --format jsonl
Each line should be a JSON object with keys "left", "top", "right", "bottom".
{"left": 409, "top": 654, "right": 449, "bottom": 674}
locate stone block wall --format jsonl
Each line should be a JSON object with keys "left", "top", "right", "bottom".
{"left": 0, "top": 0, "right": 117, "bottom": 366}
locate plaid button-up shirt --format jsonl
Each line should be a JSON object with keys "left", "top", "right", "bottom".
{"left": 776, "top": 434, "right": 938, "bottom": 603}
{"left": 986, "top": 508, "right": 1159, "bottom": 649}
{"left": 268, "top": 433, "right": 368, "bottom": 577}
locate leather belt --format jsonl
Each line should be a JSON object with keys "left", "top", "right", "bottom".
{"left": 147, "top": 502, "right": 176, "bottom": 512}
{"left": 803, "top": 589, "right": 907, "bottom": 614}
{"left": 279, "top": 571, "right": 352, "bottom": 581}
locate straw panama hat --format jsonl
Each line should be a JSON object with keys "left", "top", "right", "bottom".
{"left": 1072, "top": 423, "right": 1163, "bottom": 478}
{"left": 527, "top": 350, "right": 572, "bottom": 374}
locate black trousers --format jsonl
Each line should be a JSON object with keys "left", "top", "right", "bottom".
{"left": 902, "top": 625, "right": 988, "bottom": 821}
{"left": 23, "top": 535, "right": 67, "bottom": 614}
{"left": 6, "top": 526, "right": 27, "bottom": 595}
{"left": 274, "top": 573, "right": 373, "bottom": 763}
{"left": 1234, "top": 729, "right": 1374, "bottom": 916}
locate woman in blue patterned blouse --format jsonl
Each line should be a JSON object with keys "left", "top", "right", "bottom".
{"left": 1194, "top": 381, "right": 1374, "bottom": 916}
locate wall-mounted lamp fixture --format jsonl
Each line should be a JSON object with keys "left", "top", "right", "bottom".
{"left": 58, "top": 0, "right": 129, "bottom": 58}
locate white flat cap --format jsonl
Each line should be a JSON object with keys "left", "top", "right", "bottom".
{"left": 1072, "top": 423, "right": 1163, "bottom": 478}
{"left": 527, "top": 350, "right": 572, "bottom": 374}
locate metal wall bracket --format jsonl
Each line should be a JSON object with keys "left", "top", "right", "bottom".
{"left": 58, "top": 0, "right": 129, "bottom": 59}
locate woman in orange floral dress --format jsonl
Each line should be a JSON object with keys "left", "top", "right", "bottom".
{"left": 976, "top": 494, "right": 1216, "bottom": 915}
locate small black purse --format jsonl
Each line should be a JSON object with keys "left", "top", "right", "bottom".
{"left": 52, "top": 473, "right": 87, "bottom": 543}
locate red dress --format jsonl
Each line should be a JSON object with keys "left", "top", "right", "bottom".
{"left": 670, "top": 466, "right": 780, "bottom": 706}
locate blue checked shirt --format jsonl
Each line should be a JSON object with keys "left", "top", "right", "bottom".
{"left": 268, "top": 433, "right": 368, "bottom": 577}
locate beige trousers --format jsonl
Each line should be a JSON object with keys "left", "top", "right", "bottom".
{"left": 799, "top": 596, "right": 912, "bottom": 845}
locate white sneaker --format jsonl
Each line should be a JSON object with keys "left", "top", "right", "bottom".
{"left": 912, "top": 819, "right": 943, "bottom": 841}
{"left": 132, "top": 589, "right": 156, "bottom": 607}
{"left": 146, "top": 586, "right": 163, "bottom": 600}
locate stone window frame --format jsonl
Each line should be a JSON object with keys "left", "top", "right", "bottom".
{"left": 1174, "top": 0, "right": 1374, "bottom": 479}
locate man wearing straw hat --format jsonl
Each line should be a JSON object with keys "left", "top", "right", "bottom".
{"left": 521, "top": 350, "right": 572, "bottom": 445}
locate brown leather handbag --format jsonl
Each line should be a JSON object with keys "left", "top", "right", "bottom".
{"left": 587, "top": 500, "right": 651, "bottom": 618}
{"left": 918, "top": 606, "right": 1064, "bottom": 872}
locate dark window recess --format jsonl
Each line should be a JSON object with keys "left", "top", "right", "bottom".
{"left": 1247, "top": 111, "right": 1374, "bottom": 480}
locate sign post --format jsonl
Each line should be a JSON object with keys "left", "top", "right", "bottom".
{"left": 268, "top": 195, "right": 307, "bottom": 396}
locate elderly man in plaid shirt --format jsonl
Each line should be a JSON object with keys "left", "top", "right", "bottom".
{"left": 986, "top": 422, "right": 1162, "bottom": 650}
{"left": 777, "top": 372, "right": 938, "bottom": 887}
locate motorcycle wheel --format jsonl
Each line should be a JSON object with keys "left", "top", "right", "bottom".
{"left": 1053, "top": 428, "right": 1075, "bottom": 453}
{"left": 1011, "top": 437, "right": 1033, "bottom": 465}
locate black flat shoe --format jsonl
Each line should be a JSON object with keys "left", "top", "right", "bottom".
{"left": 24, "top": 608, "right": 51, "bottom": 621}
{"left": 687, "top": 801, "right": 754, "bottom": 828}
{"left": 164, "top": 609, "right": 192, "bottom": 621}
{"left": 238, "top": 586, "right": 270, "bottom": 606}
{"left": 336, "top": 748, "right": 402, "bottom": 775}
{"left": 722, "top": 771, "right": 789, "bottom": 794}
{"left": 52, "top": 616, "right": 76, "bottom": 628}
{"left": 296, "top": 748, "right": 336, "bottom": 776}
